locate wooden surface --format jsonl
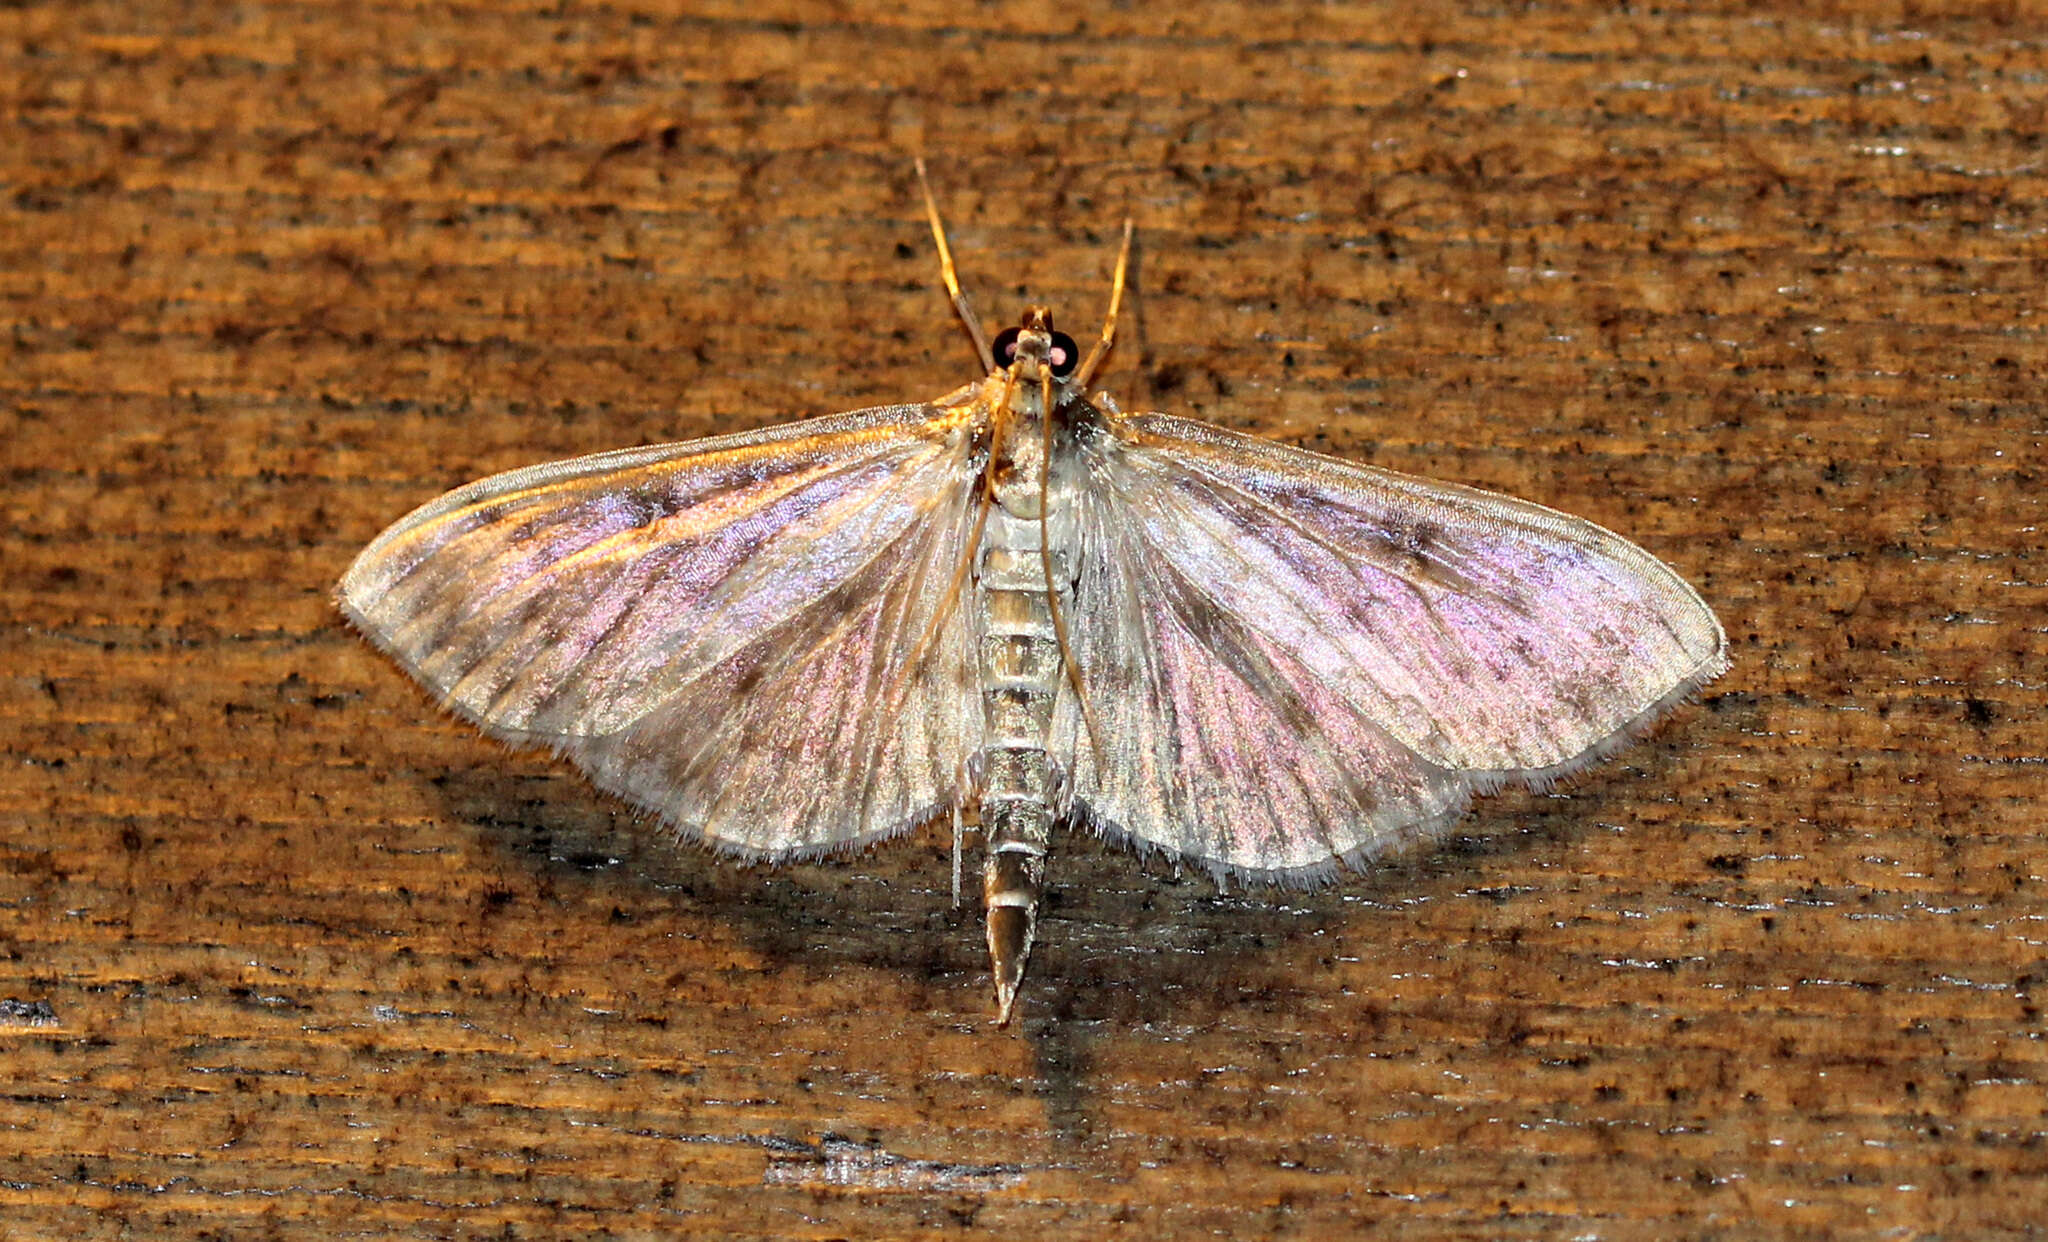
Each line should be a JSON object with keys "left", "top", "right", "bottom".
{"left": 4, "top": 2, "right": 2045, "bottom": 1237}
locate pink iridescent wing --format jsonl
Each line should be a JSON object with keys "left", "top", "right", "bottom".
{"left": 338, "top": 402, "right": 986, "bottom": 858}
{"left": 1057, "top": 411, "right": 1728, "bottom": 880}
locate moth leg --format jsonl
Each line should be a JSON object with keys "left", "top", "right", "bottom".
{"left": 1076, "top": 217, "right": 1134, "bottom": 387}
{"left": 915, "top": 158, "right": 995, "bottom": 372}
{"left": 908, "top": 483, "right": 992, "bottom": 677}
{"left": 950, "top": 799, "right": 964, "bottom": 909}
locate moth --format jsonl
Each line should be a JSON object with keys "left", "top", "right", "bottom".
{"left": 339, "top": 168, "right": 1728, "bottom": 1024}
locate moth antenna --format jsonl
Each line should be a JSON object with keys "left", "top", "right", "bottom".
{"left": 1076, "top": 217, "right": 1133, "bottom": 388}
{"left": 1039, "top": 367, "right": 1105, "bottom": 765}
{"left": 915, "top": 158, "right": 995, "bottom": 372}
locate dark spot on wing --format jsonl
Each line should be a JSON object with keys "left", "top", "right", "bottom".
{"left": 1404, "top": 519, "right": 1443, "bottom": 559}
{"left": 1364, "top": 530, "right": 1436, "bottom": 581}
{"left": 730, "top": 651, "right": 769, "bottom": 699}
{"left": 619, "top": 488, "right": 667, "bottom": 527}
{"left": 1269, "top": 684, "right": 1322, "bottom": 741}
{"left": 1493, "top": 587, "right": 1536, "bottom": 620}
{"left": 1370, "top": 518, "right": 1448, "bottom": 577}
{"left": 505, "top": 514, "right": 551, "bottom": 544}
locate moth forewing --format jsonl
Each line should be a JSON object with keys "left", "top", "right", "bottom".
{"left": 1050, "top": 407, "right": 1725, "bottom": 885}
{"left": 338, "top": 400, "right": 990, "bottom": 857}
{"left": 1103, "top": 413, "right": 1727, "bottom": 772}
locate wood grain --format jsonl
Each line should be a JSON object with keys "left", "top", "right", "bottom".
{"left": 4, "top": 1, "right": 2045, "bottom": 1237}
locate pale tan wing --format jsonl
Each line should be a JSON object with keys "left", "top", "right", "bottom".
{"left": 339, "top": 401, "right": 986, "bottom": 857}
{"left": 1056, "top": 475, "right": 1472, "bottom": 880}
{"left": 1056, "top": 411, "right": 1726, "bottom": 879}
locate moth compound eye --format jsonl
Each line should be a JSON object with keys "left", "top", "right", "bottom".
{"left": 990, "top": 327, "right": 1022, "bottom": 369}
{"left": 1048, "top": 331, "right": 1080, "bottom": 378}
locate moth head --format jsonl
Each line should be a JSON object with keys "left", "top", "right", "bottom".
{"left": 990, "top": 307, "right": 1080, "bottom": 381}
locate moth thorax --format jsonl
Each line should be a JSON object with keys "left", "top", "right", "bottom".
{"left": 987, "top": 429, "right": 1050, "bottom": 517}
